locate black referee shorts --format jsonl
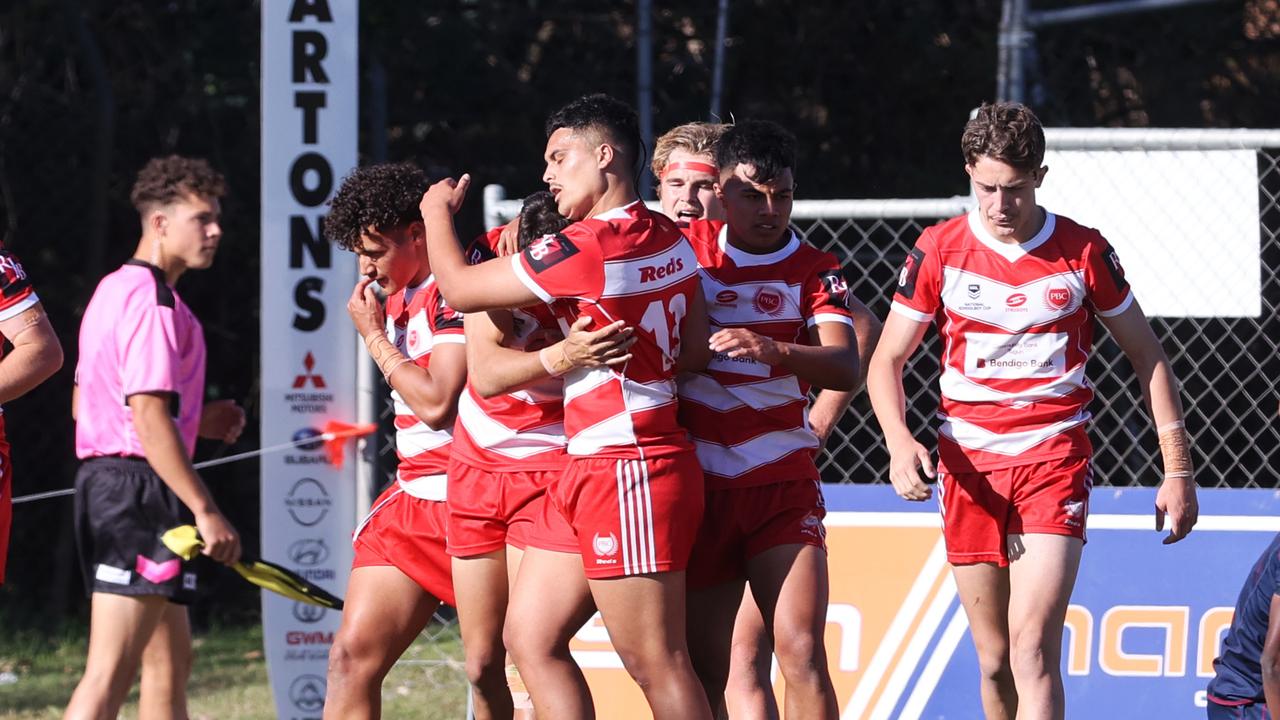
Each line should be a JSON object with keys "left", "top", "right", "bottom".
{"left": 73, "top": 456, "right": 200, "bottom": 603}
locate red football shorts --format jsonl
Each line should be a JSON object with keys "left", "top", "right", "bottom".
{"left": 687, "top": 478, "right": 827, "bottom": 590}
{"left": 938, "top": 455, "right": 1092, "bottom": 567}
{"left": 0, "top": 439, "right": 10, "bottom": 585}
{"left": 537, "top": 452, "right": 705, "bottom": 579}
{"left": 446, "top": 458, "right": 554, "bottom": 558}
{"left": 352, "top": 484, "right": 456, "bottom": 607}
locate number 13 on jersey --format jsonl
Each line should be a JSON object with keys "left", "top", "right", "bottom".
{"left": 639, "top": 295, "right": 688, "bottom": 372}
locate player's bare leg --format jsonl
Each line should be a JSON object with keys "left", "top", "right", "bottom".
{"left": 138, "top": 603, "right": 193, "bottom": 720}
{"left": 723, "top": 589, "right": 779, "bottom": 720}
{"left": 64, "top": 593, "right": 169, "bottom": 720}
{"left": 504, "top": 547, "right": 597, "bottom": 719}
{"left": 747, "top": 544, "right": 837, "bottom": 719}
{"left": 952, "top": 562, "right": 1015, "bottom": 720}
{"left": 323, "top": 566, "right": 440, "bottom": 720}
{"left": 1005, "top": 533, "right": 1082, "bottom": 720}
{"left": 686, "top": 579, "right": 746, "bottom": 713}
{"left": 590, "top": 572, "right": 713, "bottom": 720}
{"left": 503, "top": 545, "right": 535, "bottom": 720}
{"left": 454, "top": 550, "right": 515, "bottom": 720}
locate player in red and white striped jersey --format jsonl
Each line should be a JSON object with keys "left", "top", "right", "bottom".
{"left": 420, "top": 95, "right": 714, "bottom": 720}
{"left": 0, "top": 244, "right": 61, "bottom": 586}
{"left": 321, "top": 163, "right": 468, "bottom": 720}
{"left": 868, "top": 103, "right": 1198, "bottom": 720}
{"left": 449, "top": 192, "right": 636, "bottom": 720}
{"left": 677, "top": 120, "right": 864, "bottom": 719}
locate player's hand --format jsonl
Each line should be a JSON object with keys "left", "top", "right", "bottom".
{"left": 420, "top": 174, "right": 471, "bottom": 217}
{"left": 195, "top": 510, "right": 241, "bottom": 565}
{"left": 562, "top": 316, "right": 636, "bottom": 369}
{"left": 887, "top": 437, "right": 935, "bottom": 501}
{"left": 496, "top": 217, "right": 522, "bottom": 257}
{"left": 199, "top": 399, "right": 246, "bottom": 444}
{"left": 347, "top": 277, "right": 384, "bottom": 338}
{"left": 1155, "top": 474, "right": 1198, "bottom": 544}
{"left": 708, "top": 327, "right": 783, "bottom": 365}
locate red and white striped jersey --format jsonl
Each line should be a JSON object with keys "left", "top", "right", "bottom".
{"left": 386, "top": 274, "right": 465, "bottom": 498}
{"left": 677, "top": 220, "right": 855, "bottom": 489}
{"left": 452, "top": 230, "right": 568, "bottom": 471}
{"left": 0, "top": 248, "right": 38, "bottom": 424}
{"left": 511, "top": 201, "right": 700, "bottom": 459}
{"left": 891, "top": 210, "right": 1133, "bottom": 473}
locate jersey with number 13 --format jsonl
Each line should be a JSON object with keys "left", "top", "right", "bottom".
{"left": 511, "top": 201, "right": 699, "bottom": 459}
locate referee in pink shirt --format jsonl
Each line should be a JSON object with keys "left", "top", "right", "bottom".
{"left": 65, "top": 156, "right": 245, "bottom": 720}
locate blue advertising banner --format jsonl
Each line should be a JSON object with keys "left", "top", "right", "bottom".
{"left": 577, "top": 485, "right": 1280, "bottom": 719}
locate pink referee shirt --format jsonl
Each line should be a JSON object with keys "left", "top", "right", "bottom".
{"left": 75, "top": 260, "right": 207, "bottom": 459}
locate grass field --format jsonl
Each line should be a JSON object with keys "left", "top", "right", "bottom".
{"left": 0, "top": 622, "right": 468, "bottom": 719}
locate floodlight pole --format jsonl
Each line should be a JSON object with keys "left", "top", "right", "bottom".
{"left": 998, "top": 0, "right": 1228, "bottom": 103}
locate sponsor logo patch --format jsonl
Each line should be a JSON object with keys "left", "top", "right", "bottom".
{"left": 753, "top": 287, "right": 785, "bottom": 316}
{"left": 525, "top": 232, "right": 580, "bottom": 273}
{"left": 289, "top": 674, "right": 327, "bottom": 712}
{"left": 715, "top": 289, "right": 738, "bottom": 305}
{"left": 593, "top": 532, "right": 618, "bottom": 558}
{"left": 897, "top": 247, "right": 925, "bottom": 299}
{"left": 1045, "top": 286, "right": 1072, "bottom": 311}
{"left": 95, "top": 564, "right": 131, "bottom": 585}
{"left": 1005, "top": 293, "right": 1027, "bottom": 308}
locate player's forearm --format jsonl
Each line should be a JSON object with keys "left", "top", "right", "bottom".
{"left": 776, "top": 343, "right": 858, "bottom": 391}
{"left": 809, "top": 389, "right": 853, "bottom": 447}
{"left": 421, "top": 204, "right": 483, "bottom": 311}
{"left": 849, "top": 304, "right": 883, "bottom": 391}
{"left": 867, "top": 354, "right": 916, "bottom": 450}
{"left": 0, "top": 325, "right": 62, "bottom": 404}
{"left": 131, "top": 398, "right": 219, "bottom": 515}
{"left": 469, "top": 341, "right": 557, "bottom": 398}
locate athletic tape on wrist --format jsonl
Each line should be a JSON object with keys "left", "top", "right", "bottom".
{"left": 539, "top": 346, "right": 567, "bottom": 377}
{"left": 1157, "top": 424, "right": 1194, "bottom": 479}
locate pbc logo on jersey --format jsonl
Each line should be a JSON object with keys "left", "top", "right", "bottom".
{"left": 525, "top": 232, "right": 579, "bottom": 274}
{"left": 897, "top": 248, "right": 925, "bottom": 299}
{"left": 820, "top": 271, "right": 851, "bottom": 310}
{"left": 753, "top": 287, "right": 785, "bottom": 317}
{"left": 1044, "top": 286, "right": 1072, "bottom": 311}
{"left": 638, "top": 256, "right": 685, "bottom": 283}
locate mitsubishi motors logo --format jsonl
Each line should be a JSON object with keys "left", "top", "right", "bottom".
{"left": 292, "top": 352, "right": 327, "bottom": 389}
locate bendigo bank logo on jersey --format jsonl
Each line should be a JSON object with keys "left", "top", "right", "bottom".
{"left": 526, "top": 233, "right": 580, "bottom": 273}
{"left": 638, "top": 255, "right": 685, "bottom": 283}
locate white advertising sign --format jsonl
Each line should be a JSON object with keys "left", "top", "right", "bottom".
{"left": 260, "top": 1, "right": 358, "bottom": 718}
{"left": 1039, "top": 148, "right": 1261, "bottom": 318}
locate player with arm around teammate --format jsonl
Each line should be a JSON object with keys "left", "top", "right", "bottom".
{"left": 420, "top": 94, "right": 714, "bottom": 720}
{"left": 676, "top": 120, "right": 864, "bottom": 719}
{"left": 65, "top": 156, "right": 244, "bottom": 720}
{"left": 1208, "top": 533, "right": 1280, "bottom": 718}
{"left": 866, "top": 102, "right": 1198, "bottom": 720}
{"left": 449, "top": 190, "right": 635, "bottom": 720}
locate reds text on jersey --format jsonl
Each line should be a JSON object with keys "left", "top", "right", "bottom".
{"left": 511, "top": 201, "right": 700, "bottom": 459}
